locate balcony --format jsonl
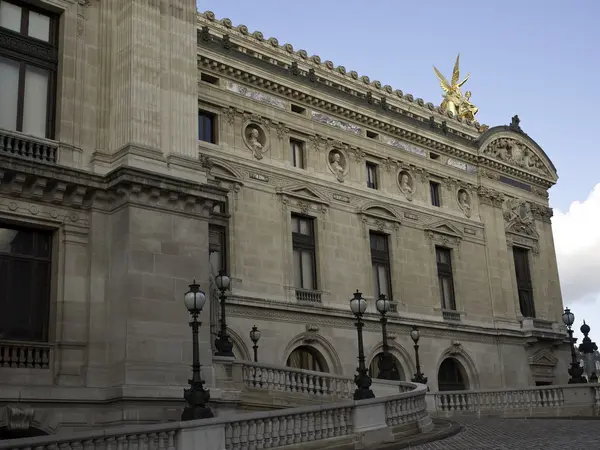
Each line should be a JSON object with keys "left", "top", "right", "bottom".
{"left": 442, "top": 309, "right": 461, "bottom": 322}
{"left": 0, "top": 128, "right": 58, "bottom": 164}
{"left": 295, "top": 289, "right": 322, "bottom": 303}
{"left": 0, "top": 340, "right": 53, "bottom": 369}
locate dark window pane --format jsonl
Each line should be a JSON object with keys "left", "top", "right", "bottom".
{"left": 198, "top": 111, "right": 215, "bottom": 143}
{"left": 291, "top": 214, "right": 316, "bottom": 290}
{"left": 430, "top": 182, "right": 441, "bottom": 207}
{"left": 513, "top": 247, "right": 535, "bottom": 317}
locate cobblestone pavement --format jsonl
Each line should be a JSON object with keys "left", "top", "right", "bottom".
{"left": 410, "top": 417, "right": 600, "bottom": 449}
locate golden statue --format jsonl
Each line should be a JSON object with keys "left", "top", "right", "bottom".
{"left": 433, "top": 54, "right": 479, "bottom": 120}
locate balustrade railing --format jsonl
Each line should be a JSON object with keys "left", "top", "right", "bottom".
{"left": 0, "top": 128, "right": 58, "bottom": 164}
{"left": 295, "top": 289, "right": 322, "bottom": 303}
{"left": 0, "top": 340, "right": 53, "bottom": 369}
{"left": 0, "top": 386, "right": 429, "bottom": 450}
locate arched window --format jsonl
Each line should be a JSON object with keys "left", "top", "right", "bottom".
{"left": 286, "top": 346, "right": 328, "bottom": 372}
{"left": 437, "top": 358, "right": 468, "bottom": 391}
{"left": 368, "top": 352, "right": 404, "bottom": 380}
{"left": 0, "top": 427, "right": 48, "bottom": 440}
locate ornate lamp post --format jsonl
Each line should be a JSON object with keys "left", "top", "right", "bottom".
{"left": 410, "top": 326, "right": 428, "bottom": 385}
{"left": 182, "top": 280, "right": 213, "bottom": 420}
{"left": 214, "top": 269, "right": 234, "bottom": 357}
{"left": 578, "top": 321, "right": 598, "bottom": 383}
{"left": 562, "top": 308, "right": 586, "bottom": 384}
{"left": 249, "top": 325, "right": 261, "bottom": 363}
{"left": 375, "top": 294, "right": 394, "bottom": 380}
{"left": 350, "top": 290, "right": 375, "bottom": 400}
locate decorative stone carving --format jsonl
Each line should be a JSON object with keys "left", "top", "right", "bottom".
{"left": 309, "top": 134, "right": 326, "bottom": 152}
{"left": 483, "top": 138, "right": 549, "bottom": 177}
{"left": 274, "top": 123, "right": 289, "bottom": 140}
{"left": 327, "top": 149, "right": 348, "bottom": 183}
{"left": 477, "top": 186, "right": 504, "bottom": 207}
{"left": 6, "top": 406, "right": 34, "bottom": 430}
{"left": 358, "top": 204, "right": 401, "bottom": 238}
{"left": 243, "top": 123, "right": 269, "bottom": 160}
{"left": 222, "top": 107, "right": 236, "bottom": 125}
{"left": 457, "top": 189, "right": 471, "bottom": 218}
{"left": 396, "top": 170, "right": 415, "bottom": 201}
{"left": 425, "top": 221, "right": 463, "bottom": 249}
{"left": 503, "top": 198, "right": 537, "bottom": 238}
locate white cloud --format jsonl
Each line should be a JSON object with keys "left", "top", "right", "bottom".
{"left": 552, "top": 183, "right": 600, "bottom": 338}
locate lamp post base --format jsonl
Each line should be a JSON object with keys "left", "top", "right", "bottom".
{"left": 214, "top": 336, "right": 235, "bottom": 358}
{"left": 354, "top": 372, "right": 375, "bottom": 400}
{"left": 568, "top": 363, "right": 587, "bottom": 384}
{"left": 182, "top": 380, "right": 214, "bottom": 421}
{"left": 411, "top": 373, "right": 428, "bottom": 385}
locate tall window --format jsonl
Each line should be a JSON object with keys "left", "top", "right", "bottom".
{"left": 436, "top": 247, "right": 456, "bottom": 310}
{"left": 366, "top": 162, "right": 378, "bottom": 189}
{"left": 290, "top": 138, "right": 305, "bottom": 169}
{"left": 0, "top": 224, "right": 52, "bottom": 342}
{"left": 287, "top": 346, "right": 327, "bottom": 372}
{"left": 370, "top": 232, "right": 391, "bottom": 299}
{"left": 208, "top": 224, "right": 227, "bottom": 276}
{"left": 0, "top": 0, "right": 58, "bottom": 138}
{"left": 292, "top": 214, "right": 316, "bottom": 290}
{"left": 430, "top": 181, "right": 441, "bottom": 207}
{"left": 198, "top": 110, "right": 216, "bottom": 143}
{"left": 513, "top": 247, "right": 535, "bottom": 317}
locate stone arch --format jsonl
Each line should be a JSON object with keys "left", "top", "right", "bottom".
{"left": 366, "top": 341, "right": 416, "bottom": 380}
{"left": 281, "top": 333, "right": 343, "bottom": 374}
{"left": 209, "top": 160, "right": 244, "bottom": 183}
{"left": 358, "top": 202, "right": 401, "bottom": 221}
{"left": 226, "top": 327, "right": 252, "bottom": 361}
{"left": 436, "top": 346, "right": 480, "bottom": 391}
{"left": 0, "top": 407, "right": 60, "bottom": 438}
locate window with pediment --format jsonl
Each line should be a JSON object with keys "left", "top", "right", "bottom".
{"left": 0, "top": 0, "right": 59, "bottom": 139}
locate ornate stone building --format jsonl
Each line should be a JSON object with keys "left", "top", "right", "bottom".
{"left": 0, "top": 0, "right": 568, "bottom": 438}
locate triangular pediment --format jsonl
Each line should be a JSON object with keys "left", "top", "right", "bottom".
{"left": 276, "top": 184, "right": 329, "bottom": 205}
{"left": 528, "top": 348, "right": 558, "bottom": 367}
{"left": 425, "top": 220, "right": 463, "bottom": 238}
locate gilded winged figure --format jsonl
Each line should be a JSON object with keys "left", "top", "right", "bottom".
{"left": 433, "top": 54, "right": 478, "bottom": 120}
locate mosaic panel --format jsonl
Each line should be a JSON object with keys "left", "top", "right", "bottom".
{"left": 311, "top": 111, "right": 362, "bottom": 135}
{"left": 225, "top": 80, "right": 287, "bottom": 109}
{"left": 447, "top": 157, "right": 477, "bottom": 174}
{"left": 382, "top": 136, "right": 427, "bottom": 157}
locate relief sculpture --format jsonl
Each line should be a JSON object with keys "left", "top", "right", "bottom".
{"left": 483, "top": 138, "right": 549, "bottom": 177}
{"left": 503, "top": 198, "right": 537, "bottom": 237}
{"left": 328, "top": 149, "right": 348, "bottom": 182}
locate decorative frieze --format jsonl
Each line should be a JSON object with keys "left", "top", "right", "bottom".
{"left": 225, "top": 80, "right": 287, "bottom": 109}
{"left": 311, "top": 111, "right": 362, "bottom": 135}
{"left": 447, "top": 157, "right": 477, "bottom": 174}
{"left": 382, "top": 135, "right": 427, "bottom": 157}
{"left": 482, "top": 137, "right": 551, "bottom": 178}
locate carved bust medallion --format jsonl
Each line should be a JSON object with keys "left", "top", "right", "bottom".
{"left": 327, "top": 149, "right": 348, "bottom": 182}
{"left": 397, "top": 170, "right": 415, "bottom": 201}
{"left": 243, "top": 123, "right": 269, "bottom": 159}
{"left": 457, "top": 189, "right": 471, "bottom": 217}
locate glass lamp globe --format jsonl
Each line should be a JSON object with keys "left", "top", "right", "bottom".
{"left": 250, "top": 325, "right": 261, "bottom": 343}
{"left": 562, "top": 308, "right": 575, "bottom": 327}
{"left": 183, "top": 280, "right": 206, "bottom": 312}
{"left": 376, "top": 294, "right": 390, "bottom": 314}
{"left": 215, "top": 269, "right": 231, "bottom": 291}
{"left": 350, "top": 290, "right": 366, "bottom": 315}
{"left": 410, "top": 326, "right": 420, "bottom": 344}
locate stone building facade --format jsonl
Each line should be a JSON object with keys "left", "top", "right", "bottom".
{"left": 0, "top": 0, "right": 568, "bottom": 438}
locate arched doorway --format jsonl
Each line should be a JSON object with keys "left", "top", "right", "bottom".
{"left": 437, "top": 358, "right": 468, "bottom": 391}
{"left": 286, "top": 345, "right": 329, "bottom": 372}
{"left": 368, "top": 352, "right": 405, "bottom": 380}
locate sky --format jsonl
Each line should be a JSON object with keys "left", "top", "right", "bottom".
{"left": 198, "top": 1, "right": 600, "bottom": 339}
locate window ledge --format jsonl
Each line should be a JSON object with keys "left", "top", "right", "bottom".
{"left": 435, "top": 308, "right": 462, "bottom": 322}
{"left": 0, "top": 128, "right": 58, "bottom": 164}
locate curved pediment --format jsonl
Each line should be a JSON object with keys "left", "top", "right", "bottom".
{"left": 477, "top": 127, "right": 558, "bottom": 183}
{"left": 210, "top": 160, "right": 244, "bottom": 183}
{"left": 359, "top": 202, "right": 401, "bottom": 221}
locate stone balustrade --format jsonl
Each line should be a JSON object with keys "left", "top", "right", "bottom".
{"left": 0, "top": 385, "right": 431, "bottom": 450}
{"left": 214, "top": 358, "right": 414, "bottom": 404}
{"left": 0, "top": 340, "right": 53, "bottom": 369}
{"left": 0, "top": 128, "right": 58, "bottom": 164}
{"left": 429, "top": 384, "right": 600, "bottom": 418}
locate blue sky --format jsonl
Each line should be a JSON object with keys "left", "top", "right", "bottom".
{"left": 198, "top": 1, "right": 600, "bottom": 339}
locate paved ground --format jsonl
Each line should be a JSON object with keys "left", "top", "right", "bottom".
{"left": 410, "top": 417, "right": 600, "bottom": 449}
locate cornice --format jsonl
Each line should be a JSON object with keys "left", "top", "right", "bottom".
{"left": 197, "top": 11, "right": 486, "bottom": 134}
{"left": 197, "top": 51, "right": 554, "bottom": 190}
{"left": 226, "top": 295, "right": 555, "bottom": 345}
{"left": 0, "top": 156, "right": 228, "bottom": 216}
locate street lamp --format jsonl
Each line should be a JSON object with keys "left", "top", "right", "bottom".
{"left": 410, "top": 326, "right": 428, "bottom": 385}
{"left": 375, "top": 294, "right": 394, "bottom": 380}
{"left": 350, "top": 290, "right": 375, "bottom": 400}
{"left": 182, "top": 280, "right": 213, "bottom": 420}
{"left": 249, "top": 325, "right": 261, "bottom": 363}
{"left": 562, "top": 307, "right": 586, "bottom": 384}
{"left": 214, "top": 269, "right": 234, "bottom": 357}
{"left": 578, "top": 321, "right": 598, "bottom": 383}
